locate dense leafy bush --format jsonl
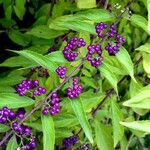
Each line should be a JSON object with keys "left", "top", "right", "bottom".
{"left": 0, "top": 0, "right": 150, "bottom": 149}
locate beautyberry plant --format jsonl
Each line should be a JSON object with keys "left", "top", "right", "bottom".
{"left": 0, "top": 0, "right": 150, "bottom": 150}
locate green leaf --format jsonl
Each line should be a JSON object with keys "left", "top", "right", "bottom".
{"left": 6, "top": 135, "right": 18, "bottom": 150}
{"left": 0, "top": 124, "right": 9, "bottom": 132}
{"left": 76, "top": 9, "right": 114, "bottom": 22}
{"left": 135, "top": 43, "right": 150, "bottom": 53}
{"left": 14, "top": 0, "right": 26, "bottom": 20}
{"left": 143, "top": 53, "right": 150, "bottom": 74}
{"left": 147, "top": 0, "right": 150, "bottom": 32}
{"left": 77, "top": 0, "right": 96, "bottom": 9}
{"left": 46, "top": 51, "right": 67, "bottom": 63}
{"left": 130, "top": 14, "right": 150, "bottom": 34}
{"left": 0, "top": 56, "right": 33, "bottom": 67}
{"left": 0, "top": 93, "right": 34, "bottom": 108}
{"left": 99, "top": 63, "right": 118, "bottom": 94}
{"left": 41, "top": 115, "right": 55, "bottom": 150}
{"left": 8, "top": 30, "right": 31, "bottom": 46}
{"left": 111, "top": 101, "right": 124, "bottom": 147}
{"left": 12, "top": 50, "right": 57, "bottom": 72}
{"left": 120, "top": 121, "right": 150, "bottom": 134}
{"left": 116, "top": 47, "right": 135, "bottom": 81}
{"left": 123, "top": 85, "right": 150, "bottom": 109}
{"left": 27, "top": 25, "right": 64, "bottom": 39}
{"left": 49, "top": 15, "right": 96, "bottom": 34}
{"left": 94, "top": 119, "right": 114, "bottom": 150}
{"left": 70, "top": 98, "right": 93, "bottom": 143}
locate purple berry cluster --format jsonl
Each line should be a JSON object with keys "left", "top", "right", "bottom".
{"left": 32, "top": 66, "right": 49, "bottom": 77}
{"left": 80, "top": 144, "right": 90, "bottom": 150}
{"left": 56, "top": 66, "right": 67, "bottom": 79}
{"left": 108, "top": 24, "right": 117, "bottom": 38}
{"left": 0, "top": 106, "right": 36, "bottom": 150}
{"left": 62, "top": 135, "right": 79, "bottom": 150}
{"left": 63, "top": 37, "right": 86, "bottom": 61}
{"left": 0, "top": 107, "right": 16, "bottom": 123}
{"left": 42, "top": 92, "right": 61, "bottom": 116}
{"left": 67, "top": 77, "right": 83, "bottom": 99}
{"left": 16, "top": 80, "right": 46, "bottom": 96}
{"left": 95, "top": 22, "right": 126, "bottom": 56}
{"left": 86, "top": 44, "right": 103, "bottom": 67}
{"left": 105, "top": 34, "right": 126, "bottom": 55}
{"left": 96, "top": 22, "right": 108, "bottom": 38}
{"left": 12, "top": 122, "right": 36, "bottom": 150}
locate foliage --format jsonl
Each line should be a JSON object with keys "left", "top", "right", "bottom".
{"left": 0, "top": 0, "right": 150, "bottom": 149}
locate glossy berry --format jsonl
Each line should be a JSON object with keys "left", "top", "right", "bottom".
{"left": 16, "top": 108, "right": 26, "bottom": 119}
{"left": 16, "top": 80, "right": 46, "bottom": 97}
{"left": 95, "top": 22, "right": 108, "bottom": 38}
{"left": 63, "top": 37, "right": 86, "bottom": 61}
{"left": 62, "top": 135, "right": 79, "bottom": 150}
{"left": 56, "top": 66, "right": 67, "bottom": 79}
{"left": 86, "top": 44, "right": 103, "bottom": 67}
{"left": 67, "top": 77, "right": 83, "bottom": 99}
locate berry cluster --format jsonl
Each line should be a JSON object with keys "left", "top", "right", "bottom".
{"left": 0, "top": 107, "right": 16, "bottom": 123}
{"left": 63, "top": 37, "right": 86, "bottom": 61}
{"left": 16, "top": 80, "right": 46, "bottom": 96}
{"left": 56, "top": 66, "right": 67, "bottom": 79}
{"left": 95, "top": 22, "right": 108, "bottom": 38}
{"left": 95, "top": 22, "right": 126, "bottom": 56}
{"left": 32, "top": 66, "right": 49, "bottom": 77}
{"left": 67, "top": 77, "right": 83, "bottom": 99}
{"left": 62, "top": 135, "right": 79, "bottom": 150}
{"left": 108, "top": 24, "right": 117, "bottom": 38}
{"left": 0, "top": 106, "right": 36, "bottom": 150}
{"left": 12, "top": 122, "right": 36, "bottom": 150}
{"left": 80, "top": 144, "right": 90, "bottom": 150}
{"left": 86, "top": 44, "right": 103, "bottom": 67}
{"left": 42, "top": 92, "right": 61, "bottom": 116}
{"left": 105, "top": 34, "right": 125, "bottom": 55}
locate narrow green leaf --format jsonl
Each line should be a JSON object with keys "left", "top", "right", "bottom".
{"left": 94, "top": 119, "right": 114, "bottom": 150}
{"left": 8, "top": 30, "right": 31, "bottom": 46}
{"left": 99, "top": 63, "right": 118, "bottom": 94}
{"left": 0, "top": 124, "right": 9, "bottom": 132}
{"left": 77, "top": 0, "right": 96, "bottom": 9}
{"left": 143, "top": 53, "right": 150, "bottom": 74}
{"left": 116, "top": 47, "right": 135, "bottom": 81}
{"left": 120, "top": 121, "right": 150, "bottom": 134}
{"left": 14, "top": 0, "right": 26, "bottom": 20}
{"left": 130, "top": 14, "right": 150, "bottom": 34}
{"left": 27, "top": 25, "right": 64, "bottom": 39}
{"left": 46, "top": 51, "right": 67, "bottom": 63}
{"left": 6, "top": 135, "right": 18, "bottom": 150}
{"left": 41, "top": 115, "right": 55, "bottom": 150}
{"left": 71, "top": 98, "right": 93, "bottom": 143}
{"left": 135, "top": 43, "right": 150, "bottom": 53}
{"left": 123, "top": 85, "right": 150, "bottom": 109}
{"left": 147, "top": 0, "right": 150, "bottom": 32}
{"left": 0, "top": 93, "right": 34, "bottom": 108}
{"left": 111, "top": 101, "right": 124, "bottom": 147}
{"left": 12, "top": 50, "right": 57, "bottom": 72}
{"left": 76, "top": 9, "right": 114, "bottom": 22}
